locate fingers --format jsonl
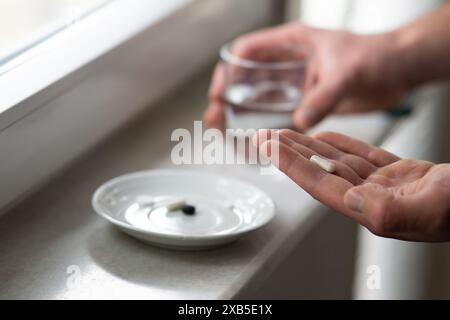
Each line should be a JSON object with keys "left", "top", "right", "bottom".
{"left": 344, "top": 183, "right": 430, "bottom": 240}
{"left": 255, "top": 129, "right": 441, "bottom": 240}
{"left": 204, "top": 63, "right": 226, "bottom": 130}
{"left": 294, "top": 77, "right": 348, "bottom": 129}
{"left": 333, "top": 91, "right": 407, "bottom": 114}
{"left": 206, "top": 23, "right": 315, "bottom": 130}
{"left": 278, "top": 132, "right": 363, "bottom": 185}
{"left": 259, "top": 138, "right": 357, "bottom": 216}
{"left": 304, "top": 60, "right": 318, "bottom": 92}
{"left": 333, "top": 97, "right": 381, "bottom": 114}
{"left": 279, "top": 129, "right": 376, "bottom": 178}
{"left": 232, "top": 23, "right": 313, "bottom": 61}
{"left": 344, "top": 183, "right": 400, "bottom": 237}
{"left": 344, "top": 182, "right": 443, "bottom": 241}
{"left": 314, "top": 131, "right": 400, "bottom": 167}
{"left": 208, "top": 63, "right": 225, "bottom": 101}
{"left": 343, "top": 162, "right": 450, "bottom": 241}
{"left": 254, "top": 131, "right": 368, "bottom": 225}
{"left": 203, "top": 101, "right": 225, "bottom": 131}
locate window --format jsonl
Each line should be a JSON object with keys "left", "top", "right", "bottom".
{"left": 0, "top": 0, "right": 110, "bottom": 68}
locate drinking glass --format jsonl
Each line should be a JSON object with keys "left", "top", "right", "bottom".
{"left": 220, "top": 41, "right": 308, "bottom": 131}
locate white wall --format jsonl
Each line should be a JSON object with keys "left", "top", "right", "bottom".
{"left": 299, "top": 0, "right": 443, "bottom": 32}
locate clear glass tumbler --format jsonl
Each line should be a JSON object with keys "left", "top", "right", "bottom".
{"left": 220, "top": 42, "right": 308, "bottom": 131}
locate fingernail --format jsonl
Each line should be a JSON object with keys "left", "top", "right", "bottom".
{"left": 346, "top": 190, "right": 364, "bottom": 213}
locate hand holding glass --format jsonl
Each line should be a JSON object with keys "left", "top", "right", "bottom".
{"left": 220, "top": 42, "right": 308, "bottom": 130}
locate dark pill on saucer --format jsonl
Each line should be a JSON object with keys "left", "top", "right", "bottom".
{"left": 182, "top": 204, "right": 196, "bottom": 215}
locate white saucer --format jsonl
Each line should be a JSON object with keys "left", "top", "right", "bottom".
{"left": 92, "top": 170, "right": 275, "bottom": 250}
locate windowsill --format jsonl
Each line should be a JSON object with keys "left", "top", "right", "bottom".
{"left": 0, "top": 68, "right": 395, "bottom": 299}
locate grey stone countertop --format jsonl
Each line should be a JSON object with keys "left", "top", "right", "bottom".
{"left": 0, "top": 69, "right": 394, "bottom": 299}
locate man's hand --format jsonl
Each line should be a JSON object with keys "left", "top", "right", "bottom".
{"left": 254, "top": 129, "right": 450, "bottom": 242}
{"left": 204, "top": 23, "right": 408, "bottom": 130}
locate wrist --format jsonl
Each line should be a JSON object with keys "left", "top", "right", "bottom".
{"left": 388, "top": 26, "right": 424, "bottom": 89}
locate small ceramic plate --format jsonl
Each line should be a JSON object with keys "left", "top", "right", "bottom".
{"left": 92, "top": 170, "right": 275, "bottom": 250}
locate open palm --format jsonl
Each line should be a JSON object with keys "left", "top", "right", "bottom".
{"left": 255, "top": 129, "right": 450, "bottom": 242}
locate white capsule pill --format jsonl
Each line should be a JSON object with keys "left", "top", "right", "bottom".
{"left": 164, "top": 199, "right": 186, "bottom": 211}
{"left": 310, "top": 155, "right": 336, "bottom": 173}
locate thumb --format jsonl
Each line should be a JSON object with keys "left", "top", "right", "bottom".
{"left": 344, "top": 183, "right": 394, "bottom": 214}
{"left": 344, "top": 183, "right": 406, "bottom": 236}
{"left": 294, "top": 78, "right": 347, "bottom": 129}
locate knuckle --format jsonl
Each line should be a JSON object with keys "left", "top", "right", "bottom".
{"left": 285, "top": 22, "right": 303, "bottom": 32}
{"left": 233, "top": 36, "right": 254, "bottom": 57}
{"left": 367, "top": 149, "right": 384, "bottom": 164}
